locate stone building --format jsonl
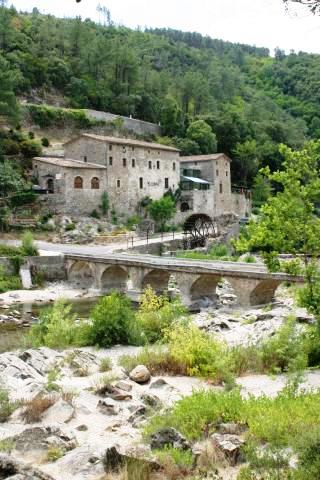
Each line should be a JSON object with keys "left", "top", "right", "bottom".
{"left": 32, "top": 157, "right": 107, "bottom": 215}
{"left": 32, "top": 134, "right": 251, "bottom": 222}
{"left": 64, "top": 134, "right": 180, "bottom": 216}
{"left": 175, "top": 154, "right": 251, "bottom": 223}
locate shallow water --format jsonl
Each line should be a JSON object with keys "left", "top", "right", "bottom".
{"left": 0, "top": 297, "right": 101, "bottom": 353}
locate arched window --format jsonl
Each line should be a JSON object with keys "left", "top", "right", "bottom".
{"left": 74, "top": 176, "right": 83, "bottom": 189}
{"left": 47, "top": 178, "right": 54, "bottom": 194}
{"left": 91, "top": 177, "right": 100, "bottom": 189}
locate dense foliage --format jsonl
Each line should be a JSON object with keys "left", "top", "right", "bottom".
{"left": 0, "top": 5, "right": 319, "bottom": 185}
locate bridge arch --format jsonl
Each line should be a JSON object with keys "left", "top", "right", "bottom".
{"left": 68, "top": 261, "right": 95, "bottom": 288}
{"left": 100, "top": 266, "right": 128, "bottom": 293}
{"left": 190, "top": 274, "right": 222, "bottom": 303}
{"left": 249, "top": 279, "right": 283, "bottom": 306}
{"left": 142, "top": 269, "right": 171, "bottom": 295}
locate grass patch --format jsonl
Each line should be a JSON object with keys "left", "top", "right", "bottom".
{"left": 177, "top": 243, "right": 239, "bottom": 262}
{"left": 46, "top": 445, "right": 66, "bottom": 462}
{"left": 21, "top": 394, "right": 56, "bottom": 423}
{"left": 0, "top": 384, "right": 17, "bottom": 422}
{"left": 99, "top": 357, "right": 112, "bottom": 372}
{"left": 0, "top": 438, "right": 15, "bottom": 453}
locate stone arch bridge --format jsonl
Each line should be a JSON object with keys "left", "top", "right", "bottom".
{"left": 65, "top": 253, "right": 304, "bottom": 307}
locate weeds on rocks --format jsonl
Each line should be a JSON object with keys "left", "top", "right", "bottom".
{"left": 46, "top": 445, "right": 66, "bottom": 462}
{"left": 99, "top": 357, "right": 112, "bottom": 372}
{"left": 0, "top": 383, "right": 17, "bottom": 422}
{"left": 21, "top": 394, "right": 56, "bottom": 423}
{"left": 0, "top": 438, "right": 15, "bottom": 453}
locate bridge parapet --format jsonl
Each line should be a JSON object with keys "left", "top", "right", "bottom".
{"left": 65, "top": 254, "right": 304, "bottom": 307}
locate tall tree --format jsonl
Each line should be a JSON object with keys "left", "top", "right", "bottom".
{"left": 0, "top": 55, "right": 19, "bottom": 124}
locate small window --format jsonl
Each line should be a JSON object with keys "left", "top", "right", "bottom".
{"left": 132, "top": 146, "right": 135, "bottom": 151}
{"left": 139, "top": 177, "right": 143, "bottom": 189}
{"left": 117, "top": 179, "right": 121, "bottom": 188}
{"left": 109, "top": 157, "right": 113, "bottom": 166}
{"left": 123, "top": 158, "right": 127, "bottom": 167}
{"left": 157, "top": 160, "right": 160, "bottom": 170}
{"left": 83, "top": 156, "right": 87, "bottom": 163}
{"left": 91, "top": 177, "right": 100, "bottom": 189}
{"left": 173, "top": 162, "right": 176, "bottom": 171}
{"left": 74, "top": 176, "right": 83, "bottom": 189}
{"left": 47, "top": 178, "right": 54, "bottom": 194}
{"left": 165, "top": 178, "right": 169, "bottom": 189}
{"left": 219, "top": 182, "right": 223, "bottom": 194}
{"left": 148, "top": 161, "right": 152, "bottom": 170}
{"left": 123, "top": 146, "right": 126, "bottom": 153}
{"left": 109, "top": 144, "right": 113, "bottom": 151}
{"left": 132, "top": 158, "right": 135, "bottom": 168}
{"left": 226, "top": 171, "right": 228, "bottom": 177}
{"left": 216, "top": 170, "right": 219, "bottom": 177}
{"left": 148, "top": 150, "right": 150, "bottom": 154}
{"left": 158, "top": 151, "right": 160, "bottom": 155}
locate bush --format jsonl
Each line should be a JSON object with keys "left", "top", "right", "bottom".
{"left": 41, "top": 137, "right": 50, "bottom": 147}
{"left": 90, "top": 209, "right": 100, "bottom": 219}
{"left": 294, "top": 426, "right": 320, "bottom": 479}
{"left": 21, "top": 394, "right": 56, "bottom": 423}
{"left": 65, "top": 222, "right": 76, "bottom": 231}
{"left": 10, "top": 191, "right": 37, "bottom": 207}
{"left": 99, "top": 357, "right": 112, "bottom": 372}
{"left": 21, "top": 231, "right": 38, "bottom": 256}
{"left": 0, "top": 384, "right": 17, "bottom": 423}
{"left": 85, "top": 293, "right": 136, "bottom": 348}
{"left": 27, "top": 299, "right": 88, "bottom": 348}
{"left": 134, "top": 287, "right": 188, "bottom": 343}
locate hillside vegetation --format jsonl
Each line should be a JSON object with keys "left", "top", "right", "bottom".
{"left": 0, "top": 3, "right": 320, "bottom": 186}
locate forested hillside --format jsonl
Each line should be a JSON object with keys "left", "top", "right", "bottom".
{"left": 0, "top": 3, "right": 320, "bottom": 186}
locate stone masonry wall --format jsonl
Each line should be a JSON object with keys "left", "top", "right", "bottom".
{"left": 85, "top": 109, "right": 161, "bottom": 136}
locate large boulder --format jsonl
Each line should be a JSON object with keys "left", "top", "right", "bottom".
{"left": 102, "top": 446, "right": 160, "bottom": 474}
{"left": 41, "top": 399, "right": 75, "bottom": 424}
{"left": 0, "top": 453, "right": 55, "bottom": 479}
{"left": 150, "top": 428, "right": 191, "bottom": 451}
{"left": 211, "top": 433, "right": 245, "bottom": 466}
{"left": 129, "top": 365, "right": 150, "bottom": 384}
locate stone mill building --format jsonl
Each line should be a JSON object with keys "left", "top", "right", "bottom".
{"left": 32, "top": 133, "right": 251, "bottom": 222}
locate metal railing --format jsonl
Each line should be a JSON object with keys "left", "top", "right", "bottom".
{"left": 126, "top": 231, "right": 178, "bottom": 249}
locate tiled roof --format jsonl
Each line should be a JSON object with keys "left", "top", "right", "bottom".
{"left": 180, "top": 154, "right": 231, "bottom": 162}
{"left": 33, "top": 157, "right": 106, "bottom": 169}
{"left": 64, "top": 133, "right": 180, "bottom": 152}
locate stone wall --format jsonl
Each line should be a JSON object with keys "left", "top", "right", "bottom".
{"left": 29, "top": 255, "right": 66, "bottom": 281}
{"left": 231, "top": 192, "right": 252, "bottom": 218}
{"left": 0, "top": 257, "right": 16, "bottom": 275}
{"left": 85, "top": 109, "right": 161, "bottom": 136}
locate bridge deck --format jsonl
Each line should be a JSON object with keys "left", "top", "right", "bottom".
{"left": 65, "top": 253, "right": 304, "bottom": 282}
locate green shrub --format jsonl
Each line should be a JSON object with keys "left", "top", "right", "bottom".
{"left": 27, "top": 299, "right": 88, "bottom": 349}
{"left": 46, "top": 445, "right": 65, "bottom": 462}
{"left": 65, "top": 222, "right": 76, "bottom": 231}
{"left": 243, "top": 254, "right": 257, "bottom": 263}
{"left": 294, "top": 426, "right": 320, "bottom": 479}
{"left": 99, "top": 357, "right": 112, "bottom": 372}
{"left": 0, "top": 383, "right": 17, "bottom": 423}
{"left": 10, "top": 191, "right": 37, "bottom": 207}
{"left": 0, "top": 244, "right": 24, "bottom": 257}
{"left": 156, "top": 446, "right": 194, "bottom": 468}
{"left": 90, "top": 209, "right": 100, "bottom": 219}
{"left": 134, "top": 287, "right": 188, "bottom": 343}
{"left": 85, "top": 293, "right": 136, "bottom": 347}
{"left": 0, "top": 273, "right": 22, "bottom": 293}
{"left": 41, "top": 137, "right": 50, "bottom": 147}
{"left": 21, "top": 231, "right": 38, "bottom": 256}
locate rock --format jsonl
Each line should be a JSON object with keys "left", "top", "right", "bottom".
{"left": 47, "top": 445, "right": 105, "bottom": 479}
{"left": 216, "top": 423, "right": 247, "bottom": 435}
{"left": 98, "top": 398, "right": 121, "bottom": 416}
{"left": 150, "top": 428, "right": 191, "bottom": 451}
{"left": 295, "top": 308, "right": 314, "bottom": 324}
{"left": 95, "top": 383, "right": 132, "bottom": 401}
{"left": 41, "top": 399, "right": 74, "bottom": 424}
{"left": 10, "top": 426, "right": 76, "bottom": 462}
{"left": 127, "top": 405, "right": 147, "bottom": 425}
{"left": 140, "top": 392, "right": 162, "bottom": 409}
{"left": 75, "top": 424, "right": 88, "bottom": 432}
{"left": 211, "top": 433, "right": 245, "bottom": 466}
{"left": 64, "top": 349, "right": 98, "bottom": 373}
{"left": 149, "top": 378, "right": 168, "bottom": 389}
{"left": 129, "top": 365, "right": 150, "bottom": 384}
{"left": 115, "top": 381, "right": 133, "bottom": 392}
{"left": 0, "top": 453, "right": 55, "bottom": 480}
{"left": 102, "top": 446, "right": 160, "bottom": 474}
